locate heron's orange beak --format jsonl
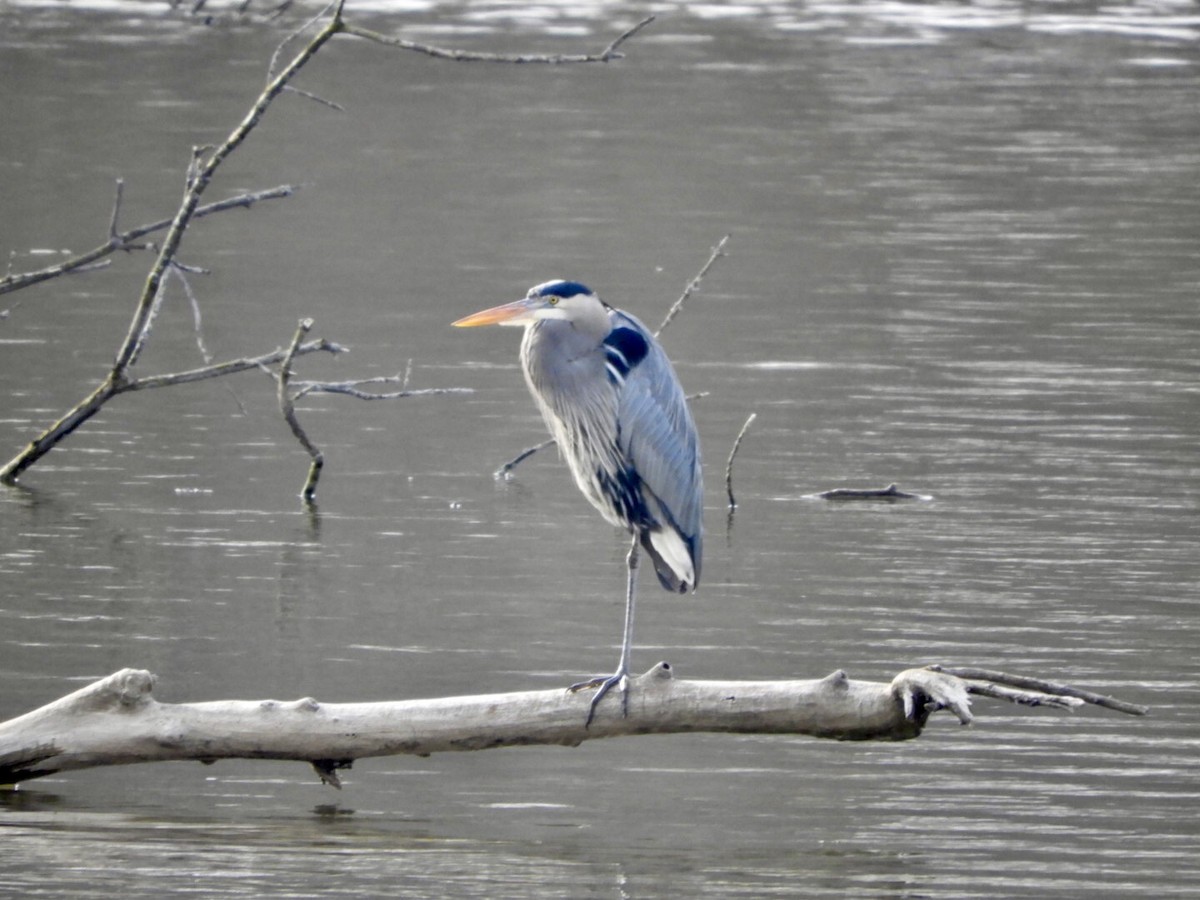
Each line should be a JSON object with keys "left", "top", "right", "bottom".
{"left": 452, "top": 297, "right": 537, "bottom": 328}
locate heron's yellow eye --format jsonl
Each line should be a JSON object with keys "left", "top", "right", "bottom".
{"left": 547, "top": 297, "right": 559, "bottom": 305}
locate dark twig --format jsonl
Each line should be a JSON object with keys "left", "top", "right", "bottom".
{"left": 340, "top": 15, "right": 655, "bottom": 64}
{"left": 108, "top": 178, "right": 125, "bottom": 240}
{"left": 282, "top": 84, "right": 345, "bottom": 112}
{"left": 495, "top": 439, "right": 556, "bottom": 480}
{"left": 656, "top": 234, "right": 729, "bottom": 338}
{"left": 275, "top": 322, "right": 472, "bottom": 502}
{"left": 115, "top": 338, "right": 345, "bottom": 392}
{"left": 278, "top": 319, "right": 325, "bottom": 504}
{"left": 0, "top": 184, "right": 298, "bottom": 298}
{"left": 725, "top": 412, "right": 756, "bottom": 510}
{"left": 170, "top": 260, "right": 250, "bottom": 416}
{"left": 268, "top": 0, "right": 337, "bottom": 82}
{"left": 294, "top": 377, "right": 471, "bottom": 402}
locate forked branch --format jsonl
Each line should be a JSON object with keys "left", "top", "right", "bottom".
{"left": 273, "top": 318, "right": 472, "bottom": 503}
{"left": 0, "top": 184, "right": 298, "bottom": 299}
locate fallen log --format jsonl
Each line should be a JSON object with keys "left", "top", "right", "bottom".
{"left": 0, "top": 664, "right": 1146, "bottom": 788}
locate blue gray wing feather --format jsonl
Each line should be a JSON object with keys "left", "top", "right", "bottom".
{"left": 610, "top": 312, "right": 703, "bottom": 589}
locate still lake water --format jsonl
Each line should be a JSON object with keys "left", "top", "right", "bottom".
{"left": 1, "top": 0, "right": 1198, "bottom": 896}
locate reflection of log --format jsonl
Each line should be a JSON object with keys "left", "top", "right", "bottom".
{"left": 811, "top": 483, "right": 927, "bottom": 501}
{"left": 0, "top": 665, "right": 1145, "bottom": 788}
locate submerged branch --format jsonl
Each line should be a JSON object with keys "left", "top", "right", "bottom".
{"left": 809, "top": 483, "right": 929, "bottom": 502}
{"left": 495, "top": 438, "right": 557, "bottom": 480}
{"left": 725, "top": 412, "right": 756, "bottom": 510}
{"left": 277, "top": 318, "right": 325, "bottom": 504}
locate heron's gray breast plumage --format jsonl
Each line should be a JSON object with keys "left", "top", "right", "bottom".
{"left": 519, "top": 309, "right": 702, "bottom": 592}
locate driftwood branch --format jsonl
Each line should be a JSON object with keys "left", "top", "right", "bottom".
{"left": 927, "top": 665, "right": 1149, "bottom": 717}
{"left": 0, "top": 664, "right": 1145, "bottom": 788}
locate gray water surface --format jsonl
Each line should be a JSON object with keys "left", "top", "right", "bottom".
{"left": 1, "top": 1, "right": 1198, "bottom": 897}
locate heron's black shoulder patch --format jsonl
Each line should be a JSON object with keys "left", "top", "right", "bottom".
{"left": 602, "top": 327, "right": 649, "bottom": 380}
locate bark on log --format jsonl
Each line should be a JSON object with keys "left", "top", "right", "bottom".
{"left": 0, "top": 664, "right": 1145, "bottom": 788}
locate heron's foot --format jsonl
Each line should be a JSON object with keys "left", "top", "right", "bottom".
{"left": 568, "top": 671, "right": 629, "bottom": 727}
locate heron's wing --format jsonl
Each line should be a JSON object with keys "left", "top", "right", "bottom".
{"left": 611, "top": 313, "right": 704, "bottom": 568}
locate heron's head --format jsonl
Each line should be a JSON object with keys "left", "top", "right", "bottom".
{"left": 453, "top": 280, "right": 602, "bottom": 328}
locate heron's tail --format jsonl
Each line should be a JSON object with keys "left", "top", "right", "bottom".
{"left": 640, "top": 526, "right": 700, "bottom": 594}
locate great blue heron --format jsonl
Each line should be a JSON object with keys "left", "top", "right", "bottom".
{"left": 454, "top": 279, "right": 703, "bottom": 725}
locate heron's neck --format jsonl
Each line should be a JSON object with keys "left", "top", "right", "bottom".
{"left": 569, "top": 299, "right": 613, "bottom": 343}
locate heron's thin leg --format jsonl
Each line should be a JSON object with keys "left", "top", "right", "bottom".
{"left": 614, "top": 534, "right": 640, "bottom": 677}
{"left": 571, "top": 533, "right": 640, "bottom": 727}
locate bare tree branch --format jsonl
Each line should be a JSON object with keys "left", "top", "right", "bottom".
{"left": 0, "top": 2, "right": 352, "bottom": 484}
{"left": 294, "top": 378, "right": 472, "bottom": 402}
{"left": 276, "top": 319, "right": 325, "bottom": 504}
{"left": 0, "top": 338, "right": 344, "bottom": 484}
{"left": 0, "top": 3, "right": 655, "bottom": 487}
{"left": 656, "top": 233, "right": 729, "bottom": 337}
{"left": 0, "top": 185, "right": 298, "bottom": 299}
{"left": 269, "top": 319, "right": 473, "bottom": 503}
{"left": 725, "top": 411, "right": 756, "bottom": 510}
{"left": 340, "top": 15, "right": 656, "bottom": 64}
{"left": 121, "top": 338, "right": 345, "bottom": 392}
